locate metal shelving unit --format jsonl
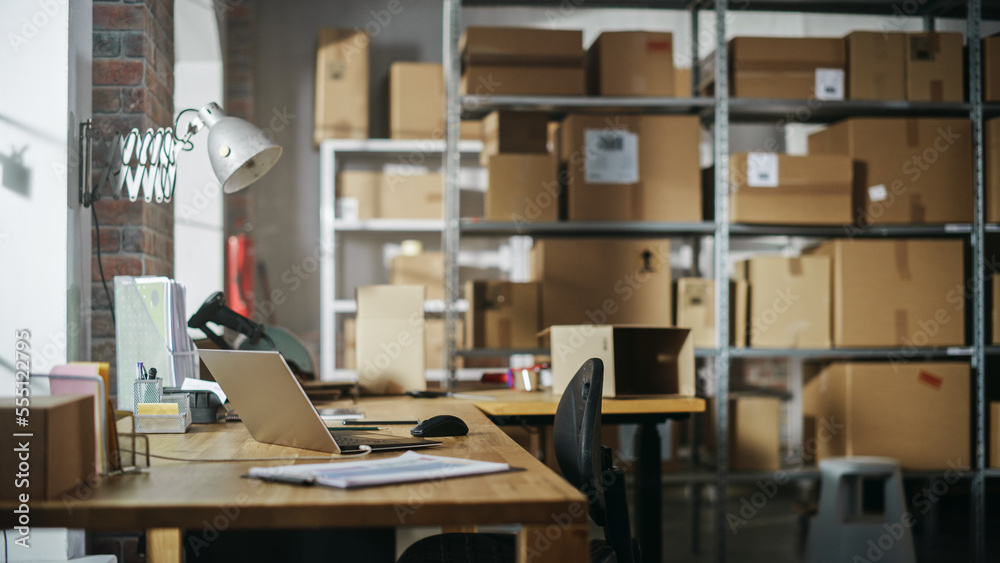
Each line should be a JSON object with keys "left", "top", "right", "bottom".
{"left": 432, "top": 2, "right": 993, "bottom": 562}
{"left": 318, "top": 138, "right": 483, "bottom": 382}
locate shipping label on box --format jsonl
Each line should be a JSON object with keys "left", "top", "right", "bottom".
{"left": 355, "top": 286, "right": 426, "bottom": 394}
{"left": 560, "top": 114, "right": 702, "bottom": 221}
{"left": 584, "top": 129, "right": 639, "bottom": 184}
{"left": 542, "top": 325, "right": 694, "bottom": 398}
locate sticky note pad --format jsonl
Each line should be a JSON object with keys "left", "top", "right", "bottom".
{"left": 137, "top": 403, "right": 179, "bottom": 415}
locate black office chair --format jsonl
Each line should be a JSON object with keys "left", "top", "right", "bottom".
{"left": 397, "top": 358, "right": 639, "bottom": 563}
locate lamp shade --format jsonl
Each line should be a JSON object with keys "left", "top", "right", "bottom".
{"left": 197, "top": 102, "right": 282, "bottom": 193}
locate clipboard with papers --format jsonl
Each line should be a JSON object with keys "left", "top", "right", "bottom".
{"left": 248, "top": 451, "right": 515, "bottom": 489}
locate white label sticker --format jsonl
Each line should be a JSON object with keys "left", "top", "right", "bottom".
{"left": 868, "top": 184, "right": 888, "bottom": 202}
{"left": 337, "top": 197, "right": 360, "bottom": 220}
{"left": 746, "top": 152, "right": 779, "bottom": 188}
{"left": 815, "top": 68, "right": 845, "bottom": 100}
{"left": 584, "top": 129, "right": 639, "bottom": 184}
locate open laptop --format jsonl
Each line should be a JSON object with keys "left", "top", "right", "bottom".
{"left": 198, "top": 349, "right": 441, "bottom": 454}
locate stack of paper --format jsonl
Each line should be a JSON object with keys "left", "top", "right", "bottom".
{"left": 115, "top": 276, "right": 200, "bottom": 411}
{"left": 249, "top": 451, "right": 511, "bottom": 489}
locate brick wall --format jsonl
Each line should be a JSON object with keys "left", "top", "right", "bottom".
{"left": 90, "top": 0, "right": 175, "bottom": 390}
{"left": 223, "top": 2, "right": 256, "bottom": 239}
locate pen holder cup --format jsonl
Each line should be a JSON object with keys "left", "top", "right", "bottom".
{"left": 133, "top": 378, "right": 164, "bottom": 412}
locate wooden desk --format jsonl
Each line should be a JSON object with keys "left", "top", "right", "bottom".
{"left": 0, "top": 398, "right": 587, "bottom": 563}
{"left": 473, "top": 391, "right": 706, "bottom": 563}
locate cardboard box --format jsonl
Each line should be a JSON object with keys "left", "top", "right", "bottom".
{"left": 481, "top": 111, "right": 549, "bottom": 165}
{"left": 846, "top": 31, "right": 905, "bottom": 101}
{"left": 674, "top": 278, "right": 748, "bottom": 348}
{"left": 700, "top": 37, "right": 845, "bottom": 99}
{"left": 355, "top": 285, "right": 425, "bottom": 394}
{"left": 461, "top": 120, "right": 482, "bottom": 140}
{"left": 993, "top": 275, "right": 1000, "bottom": 345}
{"left": 735, "top": 256, "right": 831, "bottom": 348}
{"left": 803, "top": 362, "right": 969, "bottom": 470}
{"left": 390, "top": 62, "right": 443, "bottom": 140}
{"left": 988, "top": 117, "right": 1000, "bottom": 222}
{"left": 1, "top": 395, "right": 95, "bottom": 500}
{"left": 465, "top": 281, "right": 542, "bottom": 349}
{"left": 461, "top": 27, "right": 584, "bottom": 66}
{"left": 461, "top": 64, "right": 585, "bottom": 96}
{"left": 675, "top": 67, "right": 693, "bottom": 97}
{"left": 986, "top": 36, "right": 1000, "bottom": 102}
{"left": 390, "top": 252, "right": 444, "bottom": 300}
{"left": 992, "top": 402, "right": 1000, "bottom": 468}
{"left": 338, "top": 171, "right": 442, "bottom": 220}
{"left": 486, "top": 154, "right": 558, "bottom": 222}
{"left": 729, "top": 153, "right": 853, "bottom": 225}
{"left": 587, "top": 31, "right": 674, "bottom": 97}
{"left": 531, "top": 238, "right": 672, "bottom": 327}
{"left": 905, "top": 32, "right": 964, "bottom": 102}
{"left": 314, "top": 29, "right": 368, "bottom": 144}
{"left": 810, "top": 239, "right": 964, "bottom": 347}
{"left": 560, "top": 114, "right": 701, "bottom": 222}
{"left": 345, "top": 317, "right": 462, "bottom": 370}
{"left": 706, "top": 396, "right": 782, "bottom": 471}
{"left": 808, "top": 118, "right": 973, "bottom": 224}
{"left": 541, "top": 325, "right": 694, "bottom": 398}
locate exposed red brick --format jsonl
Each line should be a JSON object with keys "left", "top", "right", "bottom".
{"left": 92, "top": 310, "right": 116, "bottom": 339}
{"left": 93, "top": 88, "right": 121, "bottom": 113}
{"left": 92, "top": 255, "right": 143, "bottom": 281}
{"left": 142, "top": 256, "right": 172, "bottom": 277}
{"left": 94, "top": 60, "right": 144, "bottom": 85}
{"left": 92, "top": 284, "right": 114, "bottom": 311}
{"left": 122, "top": 226, "right": 171, "bottom": 261}
{"left": 121, "top": 87, "right": 146, "bottom": 113}
{"left": 91, "top": 225, "right": 121, "bottom": 253}
{"left": 95, "top": 199, "right": 143, "bottom": 226}
{"left": 122, "top": 32, "right": 148, "bottom": 58}
{"left": 94, "top": 5, "right": 145, "bottom": 31}
{"left": 143, "top": 203, "right": 173, "bottom": 236}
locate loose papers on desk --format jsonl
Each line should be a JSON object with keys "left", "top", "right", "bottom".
{"left": 249, "top": 451, "right": 511, "bottom": 489}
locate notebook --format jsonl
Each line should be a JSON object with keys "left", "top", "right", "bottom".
{"left": 198, "top": 349, "right": 441, "bottom": 454}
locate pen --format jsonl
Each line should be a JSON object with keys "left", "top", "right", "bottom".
{"left": 327, "top": 426, "right": 384, "bottom": 431}
{"left": 342, "top": 420, "right": 419, "bottom": 425}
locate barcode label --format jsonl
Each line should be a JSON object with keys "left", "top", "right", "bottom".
{"left": 746, "top": 153, "right": 779, "bottom": 188}
{"left": 815, "top": 68, "right": 845, "bottom": 101}
{"left": 584, "top": 129, "right": 639, "bottom": 184}
{"left": 868, "top": 184, "right": 888, "bottom": 203}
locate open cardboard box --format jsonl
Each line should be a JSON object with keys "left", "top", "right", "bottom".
{"left": 540, "top": 325, "right": 695, "bottom": 398}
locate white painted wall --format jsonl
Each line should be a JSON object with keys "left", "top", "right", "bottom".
{"left": 0, "top": 0, "right": 92, "bottom": 558}
{"left": 0, "top": 0, "right": 92, "bottom": 389}
{"left": 174, "top": 0, "right": 224, "bottom": 325}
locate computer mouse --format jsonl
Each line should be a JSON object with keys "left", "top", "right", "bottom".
{"left": 410, "top": 415, "right": 469, "bottom": 437}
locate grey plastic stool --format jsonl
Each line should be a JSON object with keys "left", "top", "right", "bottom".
{"left": 805, "top": 457, "right": 915, "bottom": 563}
